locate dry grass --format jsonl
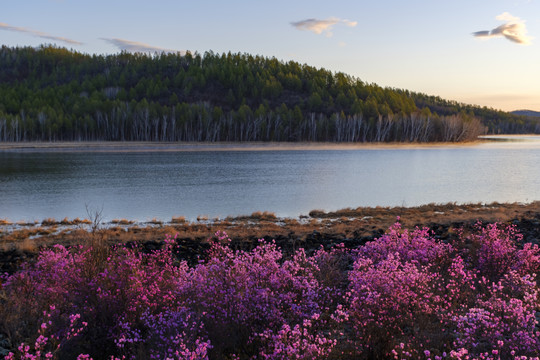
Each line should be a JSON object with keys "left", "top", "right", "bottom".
{"left": 41, "top": 218, "right": 57, "bottom": 226}
{"left": 35, "top": 226, "right": 57, "bottom": 235}
{"left": 61, "top": 217, "right": 72, "bottom": 225}
{"left": 111, "top": 219, "right": 135, "bottom": 225}
{"left": 1, "top": 202, "right": 539, "bottom": 262}
{"left": 147, "top": 218, "right": 163, "bottom": 225}
{"left": 282, "top": 218, "right": 300, "bottom": 226}
{"left": 309, "top": 201, "right": 540, "bottom": 224}
{"left": 4, "top": 228, "right": 41, "bottom": 241}
{"left": 0, "top": 219, "right": 12, "bottom": 226}
{"left": 16, "top": 238, "right": 37, "bottom": 252}
{"left": 171, "top": 216, "right": 187, "bottom": 224}
{"left": 213, "top": 219, "right": 233, "bottom": 227}
{"left": 74, "top": 218, "right": 92, "bottom": 225}
{"left": 249, "top": 211, "right": 277, "bottom": 221}
{"left": 308, "top": 209, "right": 326, "bottom": 217}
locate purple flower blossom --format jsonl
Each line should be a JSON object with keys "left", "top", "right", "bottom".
{"left": 1, "top": 222, "right": 538, "bottom": 359}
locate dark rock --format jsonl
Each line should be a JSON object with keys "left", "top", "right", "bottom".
{"left": 0, "top": 333, "right": 11, "bottom": 357}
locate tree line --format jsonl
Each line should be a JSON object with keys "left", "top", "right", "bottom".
{"left": 0, "top": 45, "right": 534, "bottom": 142}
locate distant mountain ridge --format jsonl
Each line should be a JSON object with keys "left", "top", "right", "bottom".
{"left": 511, "top": 110, "right": 540, "bottom": 118}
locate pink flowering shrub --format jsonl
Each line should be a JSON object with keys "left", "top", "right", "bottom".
{"left": 3, "top": 310, "right": 90, "bottom": 360}
{"left": 256, "top": 313, "right": 337, "bottom": 359}
{"left": 344, "top": 221, "right": 540, "bottom": 359}
{"left": 181, "top": 234, "right": 334, "bottom": 357}
{"left": 357, "top": 220, "right": 453, "bottom": 266}
{"left": 453, "top": 271, "right": 540, "bottom": 357}
{"left": 1, "top": 235, "right": 197, "bottom": 359}
{"left": 462, "top": 222, "right": 540, "bottom": 280}
{"left": 346, "top": 253, "right": 443, "bottom": 356}
{"left": 0, "top": 223, "right": 538, "bottom": 359}
{"left": 115, "top": 309, "right": 211, "bottom": 360}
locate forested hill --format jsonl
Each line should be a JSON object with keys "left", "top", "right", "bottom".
{"left": 0, "top": 45, "right": 537, "bottom": 142}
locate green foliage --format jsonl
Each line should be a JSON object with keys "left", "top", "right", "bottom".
{"left": 411, "top": 92, "right": 540, "bottom": 134}
{"left": 0, "top": 45, "right": 530, "bottom": 142}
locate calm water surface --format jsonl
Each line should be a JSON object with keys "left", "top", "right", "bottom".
{"left": 1, "top": 136, "right": 540, "bottom": 222}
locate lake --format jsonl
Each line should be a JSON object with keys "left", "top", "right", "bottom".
{"left": 1, "top": 136, "right": 540, "bottom": 222}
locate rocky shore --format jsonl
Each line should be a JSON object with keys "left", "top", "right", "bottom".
{"left": 1, "top": 201, "right": 539, "bottom": 274}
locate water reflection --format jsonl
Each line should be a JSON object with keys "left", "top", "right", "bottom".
{"left": 1, "top": 137, "right": 540, "bottom": 222}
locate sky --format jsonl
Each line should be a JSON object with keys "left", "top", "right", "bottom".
{"left": 2, "top": 0, "right": 540, "bottom": 112}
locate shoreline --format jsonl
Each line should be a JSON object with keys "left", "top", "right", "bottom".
{"left": 3, "top": 135, "right": 539, "bottom": 152}
{"left": 1, "top": 201, "right": 539, "bottom": 273}
{"left": 2, "top": 200, "right": 539, "bottom": 230}
{"left": 0, "top": 140, "right": 488, "bottom": 152}
{"left": 2, "top": 201, "right": 539, "bottom": 246}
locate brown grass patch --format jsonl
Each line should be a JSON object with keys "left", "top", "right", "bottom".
{"left": 111, "top": 219, "right": 135, "bottom": 225}
{"left": 1, "top": 201, "right": 539, "bottom": 267}
{"left": 213, "top": 219, "right": 233, "bottom": 227}
{"left": 16, "top": 220, "right": 38, "bottom": 226}
{"left": 171, "top": 216, "right": 187, "bottom": 224}
{"left": 14, "top": 238, "right": 38, "bottom": 253}
{"left": 59, "top": 217, "right": 74, "bottom": 225}
{"left": 41, "top": 218, "right": 57, "bottom": 226}
{"left": 161, "top": 226, "right": 180, "bottom": 236}
{"left": 147, "top": 218, "right": 163, "bottom": 225}
{"left": 308, "top": 209, "right": 325, "bottom": 217}
{"left": 250, "top": 211, "right": 277, "bottom": 221}
{"left": 74, "top": 218, "right": 92, "bottom": 225}
{"left": 282, "top": 218, "right": 300, "bottom": 226}
{"left": 4, "top": 228, "right": 40, "bottom": 242}
{"left": 36, "top": 226, "right": 57, "bottom": 235}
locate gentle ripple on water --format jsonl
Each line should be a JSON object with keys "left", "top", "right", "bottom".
{"left": 1, "top": 136, "right": 540, "bottom": 222}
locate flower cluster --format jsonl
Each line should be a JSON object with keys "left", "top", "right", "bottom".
{"left": 0, "top": 223, "right": 538, "bottom": 359}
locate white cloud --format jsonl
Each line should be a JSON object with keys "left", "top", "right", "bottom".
{"left": 473, "top": 12, "right": 532, "bottom": 45}
{"left": 291, "top": 17, "right": 357, "bottom": 37}
{"left": 101, "top": 38, "right": 182, "bottom": 54}
{"left": 0, "top": 22, "right": 82, "bottom": 45}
